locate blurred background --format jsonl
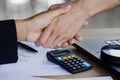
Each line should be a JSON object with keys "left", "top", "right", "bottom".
{"left": 0, "top": 0, "right": 120, "bottom": 28}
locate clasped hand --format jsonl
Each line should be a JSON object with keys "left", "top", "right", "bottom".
{"left": 35, "top": 2, "right": 89, "bottom": 48}
{"left": 16, "top": 2, "right": 88, "bottom": 49}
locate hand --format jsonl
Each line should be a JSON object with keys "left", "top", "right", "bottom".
{"left": 48, "top": 3, "right": 83, "bottom": 48}
{"left": 36, "top": 0, "right": 90, "bottom": 48}
{"left": 48, "top": 3, "right": 88, "bottom": 48}
{"left": 15, "top": 5, "right": 71, "bottom": 42}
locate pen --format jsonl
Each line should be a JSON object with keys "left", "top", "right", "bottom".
{"left": 18, "top": 42, "right": 38, "bottom": 52}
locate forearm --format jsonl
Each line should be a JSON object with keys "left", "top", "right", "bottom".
{"left": 74, "top": 0, "right": 120, "bottom": 17}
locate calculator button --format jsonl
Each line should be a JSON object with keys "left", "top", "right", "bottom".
{"left": 69, "top": 65, "right": 74, "bottom": 68}
{"left": 78, "top": 63, "right": 82, "bottom": 66}
{"left": 72, "top": 59, "right": 77, "bottom": 62}
{"left": 63, "top": 57, "right": 67, "bottom": 60}
{"left": 74, "top": 64, "right": 78, "bottom": 67}
{"left": 72, "top": 67, "right": 76, "bottom": 70}
{"left": 78, "top": 60, "right": 82, "bottom": 63}
{"left": 71, "top": 55, "right": 76, "bottom": 58}
{"left": 75, "top": 61, "right": 79, "bottom": 63}
{"left": 79, "top": 59, "right": 84, "bottom": 62}
{"left": 68, "top": 60, "right": 72, "bottom": 63}
{"left": 76, "top": 57, "right": 81, "bottom": 60}
{"left": 71, "top": 62, "right": 75, "bottom": 65}
{"left": 77, "top": 66, "right": 81, "bottom": 69}
{"left": 81, "top": 64, "right": 86, "bottom": 68}
{"left": 57, "top": 57, "right": 62, "bottom": 60}
{"left": 83, "top": 62, "right": 90, "bottom": 67}
{"left": 67, "top": 56, "right": 72, "bottom": 59}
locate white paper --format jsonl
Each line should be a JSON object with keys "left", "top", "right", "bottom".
{"left": 0, "top": 41, "right": 70, "bottom": 76}
{"left": 0, "top": 73, "right": 51, "bottom": 80}
{"left": 60, "top": 76, "right": 113, "bottom": 80}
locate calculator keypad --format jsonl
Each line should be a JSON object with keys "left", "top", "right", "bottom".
{"left": 58, "top": 55, "right": 92, "bottom": 73}
{"left": 105, "top": 39, "right": 120, "bottom": 45}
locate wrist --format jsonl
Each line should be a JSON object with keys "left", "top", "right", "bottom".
{"left": 15, "top": 19, "right": 28, "bottom": 41}
{"left": 69, "top": 0, "right": 91, "bottom": 20}
{"left": 79, "top": 0, "right": 120, "bottom": 16}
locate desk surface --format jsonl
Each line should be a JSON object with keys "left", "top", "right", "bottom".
{"left": 40, "top": 28, "right": 120, "bottom": 80}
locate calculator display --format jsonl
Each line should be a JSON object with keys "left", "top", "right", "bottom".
{"left": 53, "top": 51, "right": 70, "bottom": 56}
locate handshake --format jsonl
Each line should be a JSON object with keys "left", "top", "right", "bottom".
{"left": 16, "top": 2, "right": 89, "bottom": 49}
{"left": 15, "top": 0, "right": 120, "bottom": 48}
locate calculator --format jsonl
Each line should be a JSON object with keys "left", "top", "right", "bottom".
{"left": 47, "top": 49, "right": 92, "bottom": 74}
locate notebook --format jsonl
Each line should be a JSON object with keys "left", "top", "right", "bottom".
{"left": 73, "top": 36, "right": 120, "bottom": 75}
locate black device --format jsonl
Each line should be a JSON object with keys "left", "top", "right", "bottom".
{"left": 47, "top": 49, "right": 92, "bottom": 74}
{"left": 101, "top": 45, "right": 120, "bottom": 65}
{"left": 73, "top": 36, "right": 120, "bottom": 75}
{"left": 18, "top": 42, "right": 38, "bottom": 52}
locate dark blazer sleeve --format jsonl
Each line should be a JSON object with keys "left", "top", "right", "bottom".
{"left": 0, "top": 20, "right": 18, "bottom": 64}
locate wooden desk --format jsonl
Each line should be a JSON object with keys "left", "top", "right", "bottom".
{"left": 40, "top": 28, "right": 120, "bottom": 80}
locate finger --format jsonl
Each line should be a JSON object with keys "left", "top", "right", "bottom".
{"left": 35, "top": 5, "right": 71, "bottom": 47}
{"left": 62, "top": 42, "right": 68, "bottom": 48}
{"left": 35, "top": 28, "right": 52, "bottom": 47}
{"left": 55, "top": 41, "right": 68, "bottom": 49}
{"left": 56, "top": 38, "right": 74, "bottom": 48}
{"left": 68, "top": 39, "right": 75, "bottom": 45}
{"left": 41, "top": 17, "right": 60, "bottom": 48}
{"left": 54, "top": 39, "right": 67, "bottom": 48}
{"left": 50, "top": 36, "right": 64, "bottom": 48}
{"left": 53, "top": 35, "right": 80, "bottom": 48}
{"left": 74, "top": 34, "right": 83, "bottom": 41}
{"left": 45, "top": 33, "right": 59, "bottom": 48}
{"left": 61, "top": 38, "right": 75, "bottom": 48}
{"left": 35, "top": 17, "right": 59, "bottom": 47}
{"left": 29, "top": 31, "right": 42, "bottom": 42}
{"left": 54, "top": 42, "right": 68, "bottom": 49}
{"left": 49, "top": 3, "right": 69, "bottom": 10}
{"left": 36, "top": 5, "right": 71, "bottom": 27}
{"left": 47, "top": 5, "right": 71, "bottom": 20}
{"left": 83, "top": 21, "right": 88, "bottom": 26}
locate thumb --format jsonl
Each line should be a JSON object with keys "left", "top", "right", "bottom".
{"left": 48, "top": 5, "right": 71, "bottom": 20}
{"left": 48, "top": 3, "right": 69, "bottom": 10}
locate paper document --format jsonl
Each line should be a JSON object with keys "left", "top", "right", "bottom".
{"left": 59, "top": 76, "right": 113, "bottom": 80}
{"left": 0, "top": 41, "right": 70, "bottom": 76}
{"left": 0, "top": 73, "right": 51, "bottom": 80}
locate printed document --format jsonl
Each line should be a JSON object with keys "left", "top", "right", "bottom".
{"left": 0, "top": 41, "right": 70, "bottom": 76}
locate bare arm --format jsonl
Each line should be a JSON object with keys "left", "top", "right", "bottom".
{"left": 82, "top": 0, "right": 120, "bottom": 16}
